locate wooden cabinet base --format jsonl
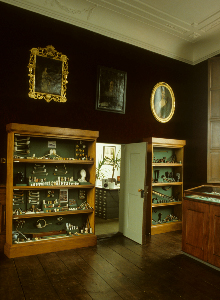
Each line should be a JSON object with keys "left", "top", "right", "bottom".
{"left": 208, "top": 205, "right": 220, "bottom": 268}
{"left": 151, "top": 221, "right": 182, "bottom": 235}
{"left": 0, "top": 234, "right": 6, "bottom": 252}
{"left": 182, "top": 196, "right": 220, "bottom": 269}
{"left": 4, "top": 234, "right": 97, "bottom": 258}
{"left": 182, "top": 199, "right": 209, "bottom": 262}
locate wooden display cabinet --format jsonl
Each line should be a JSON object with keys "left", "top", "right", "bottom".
{"left": 182, "top": 185, "right": 220, "bottom": 268}
{"left": 4, "top": 123, "right": 99, "bottom": 258}
{"left": 144, "top": 137, "right": 186, "bottom": 235}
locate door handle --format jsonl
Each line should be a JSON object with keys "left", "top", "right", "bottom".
{"left": 138, "top": 189, "right": 145, "bottom": 198}
{"left": 138, "top": 187, "right": 148, "bottom": 198}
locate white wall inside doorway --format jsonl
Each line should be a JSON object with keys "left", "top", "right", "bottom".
{"left": 96, "top": 143, "right": 121, "bottom": 185}
{"left": 95, "top": 143, "right": 121, "bottom": 236}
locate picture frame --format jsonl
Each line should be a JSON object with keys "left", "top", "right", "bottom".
{"left": 96, "top": 66, "right": 127, "bottom": 114}
{"left": 103, "top": 146, "right": 116, "bottom": 165}
{"left": 27, "top": 45, "right": 69, "bottom": 102}
{"left": 150, "top": 82, "right": 175, "bottom": 123}
{"left": 59, "top": 189, "right": 68, "bottom": 203}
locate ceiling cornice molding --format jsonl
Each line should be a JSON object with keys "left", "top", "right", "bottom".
{"left": 0, "top": 0, "right": 194, "bottom": 64}
{"left": 1, "top": 0, "right": 219, "bottom": 65}
{"left": 193, "top": 49, "right": 220, "bottom": 65}
{"left": 201, "top": 18, "right": 220, "bottom": 32}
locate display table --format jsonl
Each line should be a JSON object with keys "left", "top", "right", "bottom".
{"left": 182, "top": 185, "right": 220, "bottom": 268}
{"left": 95, "top": 187, "right": 119, "bottom": 219}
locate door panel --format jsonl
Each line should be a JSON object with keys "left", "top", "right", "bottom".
{"left": 182, "top": 199, "right": 209, "bottom": 262}
{"left": 209, "top": 205, "right": 220, "bottom": 267}
{"left": 119, "top": 142, "right": 147, "bottom": 244}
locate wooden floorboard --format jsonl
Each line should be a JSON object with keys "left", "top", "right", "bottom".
{"left": 14, "top": 255, "right": 60, "bottom": 300}
{"left": 0, "top": 231, "right": 220, "bottom": 300}
{"left": 37, "top": 252, "right": 92, "bottom": 300}
{"left": 75, "top": 246, "right": 151, "bottom": 299}
{"left": 96, "top": 236, "right": 190, "bottom": 299}
{"left": 57, "top": 249, "right": 123, "bottom": 300}
{"left": 0, "top": 258, "right": 25, "bottom": 300}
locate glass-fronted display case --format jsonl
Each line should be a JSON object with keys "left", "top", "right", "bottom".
{"left": 4, "top": 123, "right": 99, "bottom": 258}
{"left": 184, "top": 185, "right": 220, "bottom": 204}
{"left": 144, "top": 137, "right": 186, "bottom": 235}
{"left": 182, "top": 184, "right": 220, "bottom": 268}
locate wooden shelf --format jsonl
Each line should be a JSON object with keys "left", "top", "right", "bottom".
{"left": 12, "top": 209, "right": 94, "bottom": 219}
{"left": 14, "top": 159, "right": 94, "bottom": 164}
{"left": 152, "top": 182, "right": 183, "bottom": 186}
{"left": 7, "top": 123, "right": 99, "bottom": 140}
{"left": 4, "top": 233, "right": 97, "bottom": 258}
{"left": 152, "top": 163, "right": 183, "bottom": 167}
{"left": 13, "top": 184, "right": 94, "bottom": 190}
{"left": 152, "top": 201, "right": 182, "bottom": 208}
{"left": 151, "top": 221, "right": 182, "bottom": 235}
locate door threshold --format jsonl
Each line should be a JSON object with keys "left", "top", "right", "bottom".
{"left": 97, "top": 232, "right": 123, "bottom": 240}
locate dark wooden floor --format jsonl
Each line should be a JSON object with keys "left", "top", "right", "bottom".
{"left": 0, "top": 231, "right": 219, "bottom": 300}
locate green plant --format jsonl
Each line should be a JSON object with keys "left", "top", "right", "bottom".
{"left": 107, "top": 150, "right": 121, "bottom": 183}
{"left": 96, "top": 157, "right": 108, "bottom": 180}
{"left": 96, "top": 150, "right": 121, "bottom": 182}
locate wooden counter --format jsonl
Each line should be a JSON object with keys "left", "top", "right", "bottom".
{"left": 182, "top": 195, "right": 220, "bottom": 268}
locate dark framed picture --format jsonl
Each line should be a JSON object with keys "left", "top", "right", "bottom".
{"left": 59, "top": 189, "right": 68, "bottom": 203}
{"left": 35, "top": 56, "right": 62, "bottom": 95}
{"left": 96, "top": 66, "right": 127, "bottom": 114}
{"left": 28, "top": 45, "right": 68, "bottom": 102}
{"left": 150, "top": 82, "right": 175, "bottom": 123}
{"left": 103, "top": 146, "right": 116, "bottom": 164}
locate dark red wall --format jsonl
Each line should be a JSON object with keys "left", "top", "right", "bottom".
{"left": 0, "top": 2, "right": 209, "bottom": 188}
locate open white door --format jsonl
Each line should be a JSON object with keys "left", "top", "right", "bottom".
{"left": 119, "top": 142, "right": 147, "bottom": 244}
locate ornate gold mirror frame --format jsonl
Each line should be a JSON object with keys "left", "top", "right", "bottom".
{"left": 27, "top": 45, "right": 68, "bottom": 102}
{"left": 150, "top": 82, "right": 175, "bottom": 123}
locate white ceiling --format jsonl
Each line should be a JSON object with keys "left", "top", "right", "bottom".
{"left": 3, "top": 0, "right": 220, "bottom": 64}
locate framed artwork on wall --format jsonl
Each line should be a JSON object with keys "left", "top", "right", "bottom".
{"left": 103, "top": 146, "right": 116, "bottom": 165}
{"left": 150, "top": 82, "right": 175, "bottom": 123}
{"left": 96, "top": 66, "right": 127, "bottom": 114}
{"left": 27, "top": 45, "right": 69, "bottom": 102}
